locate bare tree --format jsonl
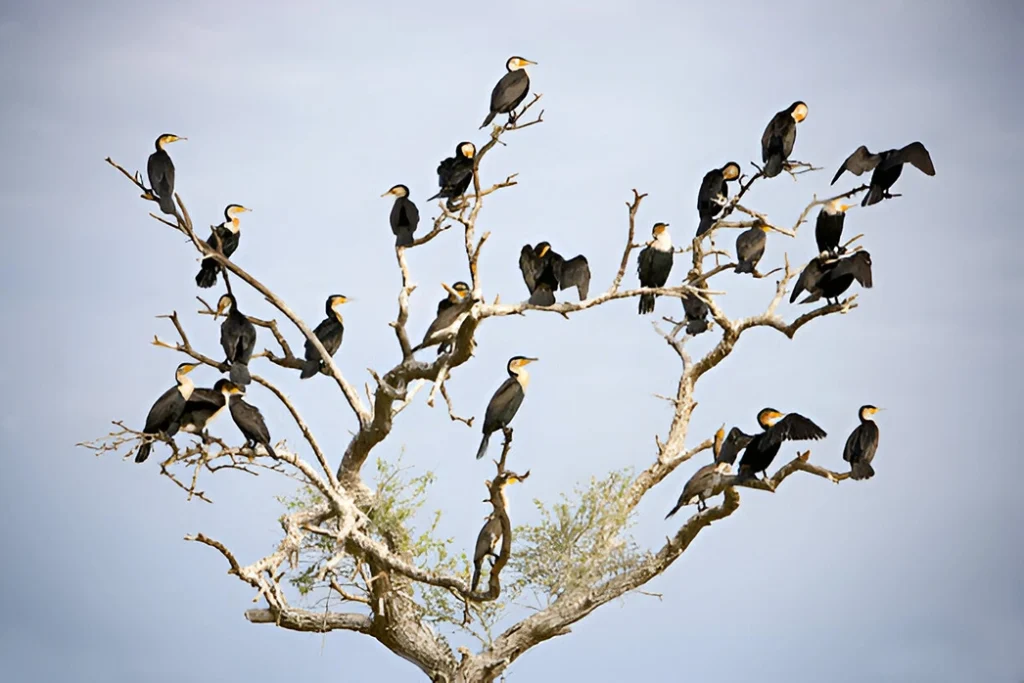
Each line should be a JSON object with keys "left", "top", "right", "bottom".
{"left": 82, "top": 91, "right": 876, "bottom": 682}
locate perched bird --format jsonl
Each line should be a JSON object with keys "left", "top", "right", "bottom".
{"left": 428, "top": 142, "right": 476, "bottom": 210}
{"left": 815, "top": 200, "right": 853, "bottom": 257}
{"left": 734, "top": 222, "right": 771, "bottom": 274}
{"left": 761, "top": 102, "right": 807, "bottom": 178}
{"left": 147, "top": 133, "right": 186, "bottom": 215}
{"left": 637, "top": 223, "right": 674, "bottom": 314}
{"left": 734, "top": 408, "right": 827, "bottom": 482}
{"left": 681, "top": 290, "right": 711, "bottom": 335}
{"left": 215, "top": 293, "right": 257, "bottom": 386}
{"left": 476, "top": 357, "right": 538, "bottom": 460}
{"left": 791, "top": 251, "right": 873, "bottom": 305}
{"left": 300, "top": 295, "right": 348, "bottom": 379}
{"left": 696, "top": 162, "right": 741, "bottom": 236}
{"left": 666, "top": 426, "right": 732, "bottom": 517}
{"left": 831, "top": 142, "right": 935, "bottom": 206}
{"left": 196, "top": 204, "right": 251, "bottom": 288}
{"left": 518, "top": 242, "right": 591, "bottom": 305}
{"left": 381, "top": 184, "right": 420, "bottom": 248}
{"left": 220, "top": 381, "right": 276, "bottom": 458}
{"left": 470, "top": 473, "right": 524, "bottom": 591}
{"left": 480, "top": 56, "right": 536, "bottom": 129}
{"left": 844, "top": 405, "right": 881, "bottom": 480}
{"left": 413, "top": 282, "right": 472, "bottom": 354}
{"left": 135, "top": 362, "right": 199, "bottom": 463}
{"left": 179, "top": 379, "right": 229, "bottom": 443}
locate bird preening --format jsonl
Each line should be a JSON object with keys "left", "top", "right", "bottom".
{"left": 429, "top": 142, "right": 476, "bottom": 211}
{"left": 761, "top": 102, "right": 807, "bottom": 178}
{"left": 696, "top": 162, "right": 741, "bottom": 236}
{"left": 414, "top": 282, "right": 473, "bottom": 355}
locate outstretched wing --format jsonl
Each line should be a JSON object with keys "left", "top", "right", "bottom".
{"left": 831, "top": 145, "right": 881, "bottom": 185}
{"left": 761, "top": 413, "right": 827, "bottom": 449}
{"left": 519, "top": 245, "right": 542, "bottom": 293}
{"left": 831, "top": 251, "right": 873, "bottom": 288}
{"left": 717, "top": 427, "right": 752, "bottom": 465}
{"left": 790, "top": 258, "right": 826, "bottom": 303}
{"left": 896, "top": 141, "right": 935, "bottom": 176}
{"left": 554, "top": 254, "right": 591, "bottom": 300}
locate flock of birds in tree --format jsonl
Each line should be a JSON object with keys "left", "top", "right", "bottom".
{"left": 129, "top": 56, "right": 935, "bottom": 590}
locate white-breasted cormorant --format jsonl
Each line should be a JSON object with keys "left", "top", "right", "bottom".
{"left": 135, "top": 362, "right": 199, "bottom": 463}
{"left": 476, "top": 357, "right": 538, "bottom": 460}
{"left": 147, "top": 133, "right": 186, "bottom": 215}
{"left": 665, "top": 426, "right": 732, "bottom": 517}
{"left": 791, "top": 251, "right": 872, "bottom": 305}
{"left": 216, "top": 293, "right": 257, "bottom": 386}
{"left": 681, "top": 290, "right": 711, "bottom": 335}
{"left": 179, "top": 378, "right": 230, "bottom": 443}
{"left": 844, "top": 405, "right": 881, "bottom": 480}
{"left": 413, "top": 282, "right": 472, "bottom": 354}
{"left": 196, "top": 204, "right": 251, "bottom": 288}
{"left": 734, "top": 408, "right": 827, "bottom": 482}
{"left": 761, "top": 102, "right": 807, "bottom": 178}
{"left": 220, "top": 381, "right": 276, "bottom": 458}
{"left": 637, "top": 223, "right": 674, "bottom": 314}
{"left": 428, "top": 142, "right": 476, "bottom": 211}
{"left": 696, "top": 162, "right": 741, "bottom": 236}
{"left": 480, "top": 56, "right": 536, "bottom": 129}
{"left": 831, "top": 142, "right": 935, "bottom": 206}
{"left": 519, "top": 242, "right": 591, "bottom": 306}
{"left": 470, "top": 473, "right": 524, "bottom": 591}
{"left": 815, "top": 200, "right": 853, "bottom": 257}
{"left": 735, "top": 222, "right": 771, "bottom": 274}
{"left": 381, "top": 184, "right": 420, "bottom": 248}
{"left": 300, "top": 295, "right": 348, "bottom": 379}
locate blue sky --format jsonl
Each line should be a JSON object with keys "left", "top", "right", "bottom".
{"left": 1, "top": 1, "right": 1022, "bottom": 681}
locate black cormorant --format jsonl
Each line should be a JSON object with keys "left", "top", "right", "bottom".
{"left": 476, "top": 357, "right": 538, "bottom": 460}
{"left": 220, "top": 381, "right": 276, "bottom": 458}
{"left": 480, "top": 56, "right": 536, "bottom": 129}
{"left": 790, "top": 251, "right": 872, "bottom": 305}
{"left": 135, "top": 362, "right": 199, "bottom": 463}
{"left": 761, "top": 102, "right": 807, "bottom": 178}
{"left": 381, "top": 184, "right": 420, "bottom": 248}
{"left": 735, "top": 222, "right": 771, "bottom": 274}
{"left": 735, "top": 408, "right": 827, "bottom": 482}
{"left": 815, "top": 200, "right": 853, "bottom": 257}
{"left": 179, "top": 379, "right": 229, "bottom": 443}
{"left": 519, "top": 242, "right": 591, "bottom": 305}
{"left": 637, "top": 223, "right": 674, "bottom": 314}
{"left": 681, "top": 290, "right": 711, "bottom": 335}
{"left": 844, "top": 405, "right": 881, "bottom": 480}
{"left": 696, "top": 162, "right": 741, "bottom": 236}
{"left": 665, "top": 426, "right": 731, "bottom": 517}
{"left": 413, "top": 282, "right": 472, "bottom": 354}
{"left": 216, "top": 293, "right": 257, "bottom": 386}
{"left": 831, "top": 142, "right": 935, "bottom": 206}
{"left": 300, "top": 295, "right": 348, "bottom": 379}
{"left": 470, "top": 473, "right": 523, "bottom": 591}
{"left": 147, "top": 133, "right": 186, "bottom": 215}
{"left": 196, "top": 204, "right": 251, "bottom": 288}
{"left": 428, "top": 142, "right": 476, "bottom": 211}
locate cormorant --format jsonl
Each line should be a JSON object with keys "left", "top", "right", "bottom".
{"left": 637, "top": 223, "right": 674, "bottom": 314}
{"left": 844, "top": 405, "right": 881, "bottom": 480}
{"left": 135, "top": 362, "right": 199, "bottom": 463}
{"left": 815, "top": 200, "right": 853, "bottom": 257}
{"left": 470, "top": 473, "right": 524, "bottom": 591}
{"left": 790, "top": 251, "right": 873, "bottom": 305}
{"left": 761, "top": 102, "right": 807, "bottom": 178}
{"left": 196, "top": 204, "right": 251, "bottom": 288}
{"left": 381, "top": 184, "right": 420, "bottom": 248}
{"left": 734, "top": 408, "right": 827, "bottom": 482}
{"left": 220, "top": 381, "right": 276, "bottom": 458}
{"left": 476, "top": 357, "right": 538, "bottom": 460}
{"left": 696, "top": 162, "right": 741, "bottom": 236}
{"left": 519, "top": 242, "right": 591, "bottom": 305}
{"left": 735, "top": 222, "right": 771, "bottom": 274}
{"left": 665, "top": 426, "right": 732, "bottom": 517}
{"left": 216, "top": 293, "right": 257, "bottom": 386}
{"left": 300, "top": 295, "right": 348, "bottom": 379}
{"left": 480, "top": 56, "right": 536, "bottom": 129}
{"left": 428, "top": 142, "right": 476, "bottom": 211}
{"left": 831, "top": 142, "right": 935, "bottom": 206}
{"left": 413, "top": 282, "right": 472, "bottom": 354}
{"left": 681, "top": 290, "right": 711, "bottom": 335}
{"left": 179, "top": 379, "right": 229, "bottom": 443}
{"left": 147, "top": 133, "right": 186, "bottom": 215}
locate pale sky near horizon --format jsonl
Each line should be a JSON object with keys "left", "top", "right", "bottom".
{"left": 1, "top": 1, "right": 1022, "bottom": 681}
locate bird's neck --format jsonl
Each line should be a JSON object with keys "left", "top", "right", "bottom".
{"left": 225, "top": 218, "right": 240, "bottom": 234}
{"left": 177, "top": 376, "right": 195, "bottom": 400}
{"left": 651, "top": 232, "right": 672, "bottom": 251}
{"left": 333, "top": 311, "right": 344, "bottom": 325}
{"left": 513, "top": 368, "right": 530, "bottom": 390}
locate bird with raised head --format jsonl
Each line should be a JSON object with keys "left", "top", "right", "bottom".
{"left": 215, "top": 293, "right": 257, "bottom": 386}
{"left": 637, "top": 223, "right": 674, "bottom": 314}
{"left": 480, "top": 56, "right": 537, "bottom": 129}
{"left": 135, "top": 362, "right": 199, "bottom": 463}
{"left": 413, "top": 282, "right": 472, "bottom": 354}
{"left": 300, "top": 295, "right": 349, "bottom": 379}
{"left": 147, "top": 133, "right": 186, "bottom": 215}
{"left": 844, "top": 405, "right": 882, "bottom": 480}
{"left": 476, "top": 357, "right": 538, "bottom": 460}
{"left": 196, "top": 205, "right": 251, "bottom": 288}
{"left": 381, "top": 184, "right": 420, "bottom": 248}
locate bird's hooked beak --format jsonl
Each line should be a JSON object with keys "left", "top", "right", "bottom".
{"left": 170, "top": 136, "right": 188, "bottom": 143}
{"left": 179, "top": 363, "right": 199, "bottom": 375}
{"left": 522, "top": 357, "right": 539, "bottom": 364}
{"left": 381, "top": 188, "right": 397, "bottom": 198}
{"left": 840, "top": 203, "right": 853, "bottom": 213}
{"left": 519, "top": 58, "right": 537, "bottom": 66}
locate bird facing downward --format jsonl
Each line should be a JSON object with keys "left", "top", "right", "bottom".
{"left": 476, "top": 357, "right": 538, "bottom": 460}
{"left": 761, "top": 102, "right": 807, "bottom": 178}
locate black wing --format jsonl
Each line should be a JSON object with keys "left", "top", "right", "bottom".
{"left": 717, "top": 427, "right": 752, "bottom": 466}
{"left": 830, "top": 251, "right": 873, "bottom": 288}
{"left": 895, "top": 141, "right": 935, "bottom": 176}
{"left": 304, "top": 317, "right": 343, "bottom": 361}
{"left": 553, "top": 254, "right": 591, "bottom": 300}
{"left": 844, "top": 421, "right": 879, "bottom": 465}
{"left": 436, "top": 156, "right": 456, "bottom": 183}
{"left": 143, "top": 385, "right": 183, "bottom": 433}
{"left": 232, "top": 399, "right": 271, "bottom": 444}
{"left": 519, "top": 245, "right": 543, "bottom": 293}
{"left": 735, "top": 227, "right": 766, "bottom": 262}
{"left": 697, "top": 170, "right": 725, "bottom": 216}
{"left": 761, "top": 413, "right": 827, "bottom": 449}
{"left": 637, "top": 246, "right": 655, "bottom": 285}
{"left": 147, "top": 151, "right": 174, "bottom": 197}
{"left": 391, "top": 197, "right": 420, "bottom": 233}
{"left": 483, "top": 377, "right": 524, "bottom": 432}
{"left": 760, "top": 111, "right": 785, "bottom": 162}
{"left": 681, "top": 291, "right": 709, "bottom": 321}
{"left": 790, "top": 258, "right": 827, "bottom": 303}
{"left": 831, "top": 145, "right": 881, "bottom": 185}
{"left": 491, "top": 70, "right": 530, "bottom": 114}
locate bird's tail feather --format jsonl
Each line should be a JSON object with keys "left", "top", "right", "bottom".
{"left": 664, "top": 502, "right": 683, "bottom": 520}
{"left": 195, "top": 262, "right": 218, "bottom": 288}
{"left": 686, "top": 320, "right": 709, "bottom": 335}
{"left": 639, "top": 293, "right": 656, "bottom": 315}
{"left": 476, "top": 433, "right": 491, "bottom": 460}
{"left": 862, "top": 186, "right": 884, "bottom": 207}
{"left": 427, "top": 190, "right": 443, "bottom": 201}
{"left": 229, "top": 362, "right": 251, "bottom": 386}
{"left": 157, "top": 193, "right": 176, "bottom": 215}
{"left": 471, "top": 561, "right": 483, "bottom": 591}
{"left": 696, "top": 216, "right": 715, "bottom": 237}
{"left": 299, "top": 359, "right": 320, "bottom": 379}
{"left": 135, "top": 441, "right": 152, "bottom": 464}
{"left": 734, "top": 260, "right": 754, "bottom": 274}
{"left": 764, "top": 154, "right": 783, "bottom": 178}
{"left": 528, "top": 287, "right": 556, "bottom": 307}
{"left": 850, "top": 461, "right": 875, "bottom": 480}
{"left": 480, "top": 111, "right": 497, "bottom": 129}
{"left": 395, "top": 229, "right": 414, "bottom": 248}
{"left": 264, "top": 442, "right": 277, "bottom": 459}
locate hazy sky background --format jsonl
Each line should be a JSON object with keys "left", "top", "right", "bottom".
{"left": 1, "top": 1, "right": 1021, "bottom": 681}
